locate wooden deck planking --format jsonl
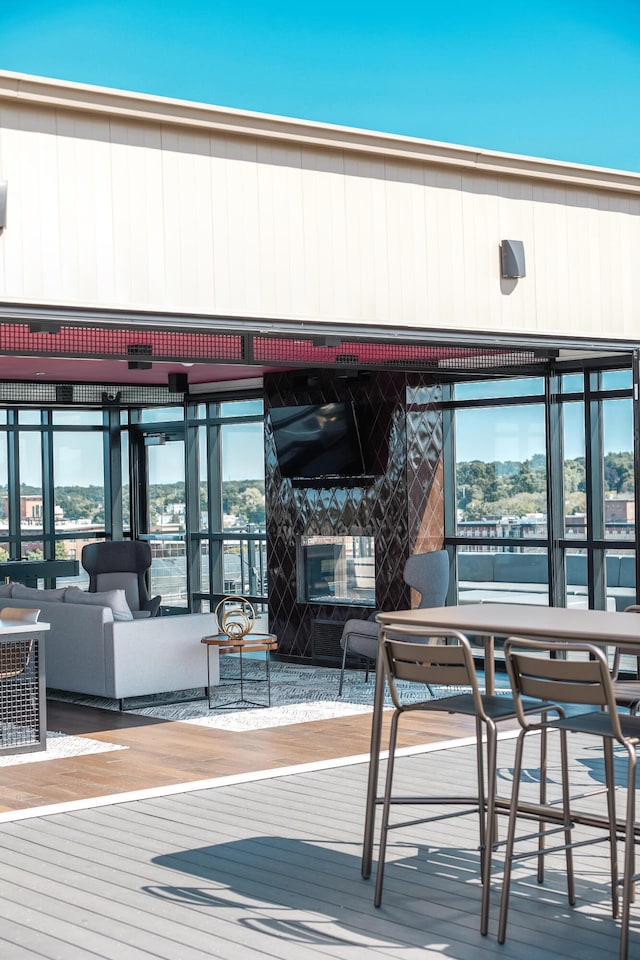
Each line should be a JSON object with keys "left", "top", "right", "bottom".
{"left": 0, "top": 738, "right": 630, "bottom": 960}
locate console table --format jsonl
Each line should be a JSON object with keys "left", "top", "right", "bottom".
{"left": 201, "top": 632, "right": 278, "bottom": 709}
{"left": 0, "top": 617, "right": 50, "bottom": 756}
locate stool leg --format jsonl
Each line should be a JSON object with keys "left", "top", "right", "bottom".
{"left": 497, "top": 727, "right": 527, "bottom": 944}
{"left": 480, "top": 718, "right": 497, "bottom": 936}
{"left": 338, "top": 641, "right": 348, "bottom": 698}
{"left": 558, "top": 729, "right": 576, "bottom": 906}
{"left": 374, "top": 707, "right": 401, "bottom": 908}
{"left": 619, "top": 744, "right": 636, "bottom": 960}
{"left": 602, "top": 736, "right": 620, "bottom": 918}
{"left": 537, "top": 724, "right": 548, "bottom": 883}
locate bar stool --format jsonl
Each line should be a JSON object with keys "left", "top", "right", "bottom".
{"left": 373, "top": 624, "right": 551, "bottom": 934}
{"left": 498, "top": 637, "right": 640, "bottom": 959}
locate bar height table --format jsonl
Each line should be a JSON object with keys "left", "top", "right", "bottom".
{"left": 362, "top": 603, "right": 640, "bottom": 879}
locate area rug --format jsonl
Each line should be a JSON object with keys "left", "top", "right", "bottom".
{"left": 51, "top": 660, "right": 507, "bottom": 732}
{"left": 0, "top": 732, "right": 128, "bottom": 767}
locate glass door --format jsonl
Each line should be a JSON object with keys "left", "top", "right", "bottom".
{"left": 134, "top": 427, "right": 188, "bottom": 613}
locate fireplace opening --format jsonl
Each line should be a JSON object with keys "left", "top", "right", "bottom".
{"left": 297, "top": 535, "right": 376, "bottom": 606}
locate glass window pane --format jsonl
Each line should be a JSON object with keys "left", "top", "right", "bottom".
{"left": 220, "top": 399, "right": 263, "bottom": 418}
{"left": 601, "top": 369, "right": 632, "bottom": 391}
{"left": 52, "top": 411, "right": 103, "bottom": 425}
{"left": 603, "top": 398, "right": 634, "bottom": 541}
{"left": 53, "top": 432, "right": 105, "bottom": 532}
{"left": 147, "top": 442, "right": 185, "bottom": 534}
{"left": 563, "top": 402, "right": 586, "bottom": 539}
{"left": 20, "top": 539, "right": 44, "bottom": 562}
{"left": 222, "top": 537, "right": 267, "bottom": 598}
{"left": 607, "top": 548, "right": 635, "bottom": 611}
{"left": 19, "top": 433, "right": 42, "bottom": 534}
{"left": 221, "top": 422, "right": 265, "bottom": 531}
{"left": 561, "top": 374, "right": 584, "bottom": 393}
{"left": 454, "top": 378, "right": 544, "bottom": 401}
{"left": 0, "top": 435, "right": 7, "bottom": 533}
{"left": 457, "top": 546, "right": 549, "bottom": 604}
{"left": 139, "top": 407, "right": 184, "bottom": 423}
{"left": 18, "top": 411, "right": 41, "bottom": 424}
{"left": 121, "top": 431, "right": 130, "bottom": 530}
{"left": 199, "top": 426, "right": 208, "bottom": 532}
{"left": 150, "top": 541, "right": 187, "bottom": 608}
{"left": 199, "top": 540, "right": 210, "bottom": 592}
{"left": 455, "top": 404, "right": 546, "bottom": 537}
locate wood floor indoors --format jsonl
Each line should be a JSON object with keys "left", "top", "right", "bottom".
{"left": 0, "top": 696, "right": 485, "bottom": 814}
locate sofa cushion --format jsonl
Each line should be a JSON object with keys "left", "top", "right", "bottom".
{"left": 65, "top": 586, "right": 134, "bottom": 621}
{"left": 0, "top": 582, "right": 14, "bottom": 598}
{"left": 11, "top": 583, "right": 67, "bottom": 602}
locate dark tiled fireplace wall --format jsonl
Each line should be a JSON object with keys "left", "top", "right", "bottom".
{"left": 264, "top": 370, "right": 444, "bottom": 662}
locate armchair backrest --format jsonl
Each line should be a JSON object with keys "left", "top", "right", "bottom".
{"left": 81, "top": 541, "right": 161, "bottom": 616}
{"left": 403, "top": 549, "right": 449, "bottom": 608}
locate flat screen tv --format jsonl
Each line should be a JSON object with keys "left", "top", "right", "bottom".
{"left": 270, "top": 402, "right": 367, "bottom": 480}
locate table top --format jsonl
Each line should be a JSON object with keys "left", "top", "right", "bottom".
{"left": 201, "top": 632, "right": 278, "bottom": 652}
{"left": 377, "top": 603, "right": 640, "bottom": 647}
{"left": 0, "top": 618, "right": 50, "bottom": 635}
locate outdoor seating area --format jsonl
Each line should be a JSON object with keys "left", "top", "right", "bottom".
{"left": 0, "top": 700, "right": 634, "bottom": 960}
{"left": 0, "top": 622, "right": 639, "bottom": 958}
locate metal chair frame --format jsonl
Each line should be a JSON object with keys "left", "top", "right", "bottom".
{"left": 372, "top": 624, "right": 550, "bottom": 935}
{"left": 610, "top": 605, "right": 640, "bottom": 716}
{"left": 498, "top": 636, "right": 640, "bottom": 959}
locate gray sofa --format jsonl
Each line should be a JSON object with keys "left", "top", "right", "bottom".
{"left": 0, "top": 584, "right": 219, "bottom": 701}
{"left": 458, "top": 552, "right": 636, "bottom": 610}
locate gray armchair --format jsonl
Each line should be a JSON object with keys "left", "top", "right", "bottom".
{"left": 81, "top": 540, "right": 162, "bottom": 618}
{"left": 338, "top": 549, "right": 449, "bottom": 697}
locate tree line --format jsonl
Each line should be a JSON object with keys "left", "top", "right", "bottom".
{"left": 457, "top": 451, "right": 633, "bottom": 520}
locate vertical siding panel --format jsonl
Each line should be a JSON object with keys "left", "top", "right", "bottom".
{"left": 0, "top": 106, "right": 62, "bottom": 300}
{"left": 164, "top": 128, "right": 216, "bottom": 312}
{"left": 497, "top": 178, "right": 536, "bottom": 334}
{"left": 531, "top": 184, "right": 568, "bottom": 334}
{"left": 300, "top": 149, "right": 347, "bottom": 321}
{"left": 54, "top": 112, "right": 82, "bottom": 303}
{"left": 384, "top": 162, "right": 428, "bottom": 327}
{"left": 343, "top": 155, "right": 388, "bottom": 323}
{"left": 208, "top": 136, "right": 231, "bottom": 313}
{"left": 110, "top": 122, "right": 164, "bottom": 308}
{"left": 461, "top": 174, "right": 500, "bottom": 332}
{"left": 432, "top": 169, "right": 465, "bottom": 328}
{"left": 256, "top": 142, "right": 304, "bottom": 318}
{"left": 224, "top": 137, "right": 260, "bottom": 315}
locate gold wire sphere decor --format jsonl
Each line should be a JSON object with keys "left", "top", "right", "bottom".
{"left": 214, "top": 595, "right": 256, "bottom": 640}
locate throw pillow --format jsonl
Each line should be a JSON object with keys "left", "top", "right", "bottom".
{"left": 65, "top": 586, "right": 134, "bottom": 621}
{"left": 11, "top": 583, "right": 67, "bottom": 602}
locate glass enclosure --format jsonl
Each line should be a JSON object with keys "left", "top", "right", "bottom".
{"left": 297, "top": 535, "right": 376, "bottom": 606}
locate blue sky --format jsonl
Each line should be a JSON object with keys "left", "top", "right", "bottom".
{"left": 2, "top": 0, "right": 640, "bottom": 171}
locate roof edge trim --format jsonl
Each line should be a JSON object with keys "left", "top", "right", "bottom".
{"left": 1, "top": 70, "right": 640, "bottom": 195}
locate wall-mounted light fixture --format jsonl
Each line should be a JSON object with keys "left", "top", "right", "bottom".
{"left": 501, "top": 239, "right": 526, "bottom": 278}
{"left": 0, "top": 181, "right": 7, "bottom": 236}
